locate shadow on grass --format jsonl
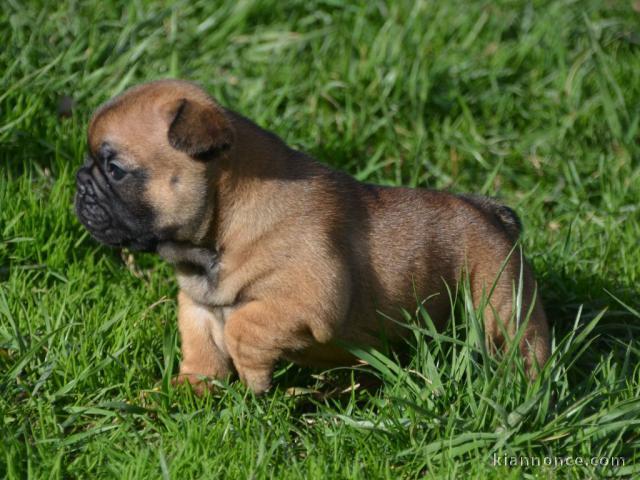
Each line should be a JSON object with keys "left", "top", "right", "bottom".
{"left": 539, "top": 267, "right": 640, "bottom": 382}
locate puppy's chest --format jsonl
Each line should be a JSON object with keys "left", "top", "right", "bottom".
{"left": 176, "top": 261, "right": 239, "bottom": 307}
{"left": 158, "top": 242, "right": 239, "bottom": 307}
{"left": 176, "top": 270, "right": 217, "bottom": 305}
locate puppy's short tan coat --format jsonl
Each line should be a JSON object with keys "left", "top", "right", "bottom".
{"left": 75, "top": 80, "right": 550, "bottom": 393}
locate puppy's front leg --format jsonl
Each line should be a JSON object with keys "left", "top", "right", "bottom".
{"left": 174, "top": 291, "right": 233, "bottom": 394}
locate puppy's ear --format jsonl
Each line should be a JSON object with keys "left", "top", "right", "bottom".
{"left": 167, "top": 98, "right": 233, "bottom": 158}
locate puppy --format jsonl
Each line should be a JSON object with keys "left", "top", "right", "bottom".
{"left": 75, "top": 79, "right": 550, "bottom": 393}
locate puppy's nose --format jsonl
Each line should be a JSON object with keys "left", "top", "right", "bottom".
{"left": 76, "top": 167, "right": 95, "bottom": 195}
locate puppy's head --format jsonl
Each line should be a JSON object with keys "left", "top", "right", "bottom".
{"left": 75, "top": 80, "right": 233, "bottom": 251}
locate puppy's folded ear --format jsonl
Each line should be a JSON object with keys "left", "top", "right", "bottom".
{"left": 167, "top": 98, "right": 234, "bottom": 159}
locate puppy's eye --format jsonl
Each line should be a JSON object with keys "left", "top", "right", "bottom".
{"left": 106, "top": 160, "right": 127, "bottom": 181}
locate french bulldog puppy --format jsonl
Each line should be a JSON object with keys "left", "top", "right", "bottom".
{"left": 75, "top": 79, "right": 550, "bottom": 394}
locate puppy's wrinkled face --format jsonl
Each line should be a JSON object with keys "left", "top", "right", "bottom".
{"left": 75, "top": 80, "right": 233, "bottom": 251}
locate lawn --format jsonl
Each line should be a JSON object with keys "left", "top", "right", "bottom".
{"left": 1, "top": 0, "right": 640, "bottom": 478}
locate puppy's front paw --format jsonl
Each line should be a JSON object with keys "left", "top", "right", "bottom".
{"left": 172, "top": 373, "right": 217, "bottom": 396}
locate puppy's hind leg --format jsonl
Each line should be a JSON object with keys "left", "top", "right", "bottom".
{"left": 471, "top": 248, "right": 550, "bottom": 378}
{"left": 224, "top": 301, "right": 315, "bottom": 394}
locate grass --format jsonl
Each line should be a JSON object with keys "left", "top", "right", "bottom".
{"left": 1, "top": 0, "right": 640, "bottom": 477}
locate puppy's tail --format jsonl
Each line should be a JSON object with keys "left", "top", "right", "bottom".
{"left": 459, "top": 194, "right": 522, "bottom": 242}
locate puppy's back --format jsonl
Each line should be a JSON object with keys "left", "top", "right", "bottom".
{"left": 344, "top": 185, "right": 525, "bottom": 326}
{"left": 458, "top": 194, "right": 522, "bottom": 242}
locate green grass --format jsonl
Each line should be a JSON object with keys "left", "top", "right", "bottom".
{"left": 2, "top": 0, "right": 640, "bottom": 478}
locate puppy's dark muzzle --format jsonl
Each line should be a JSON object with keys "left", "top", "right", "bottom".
{"left": 75, "top": 166, "right": 129, "bottom": 247}
{"left": 74, "top": 164, "right": 160, "bottom": 252}
{"left": 76, "top": 168, "right": 112, "bottom": 229}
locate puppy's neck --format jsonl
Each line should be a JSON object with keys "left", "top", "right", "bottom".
{"left": 224, "top": 110, "right": 294, "bottom": 178}
{"left": 208, "top": 111, "right": 305, "bottom": 249}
